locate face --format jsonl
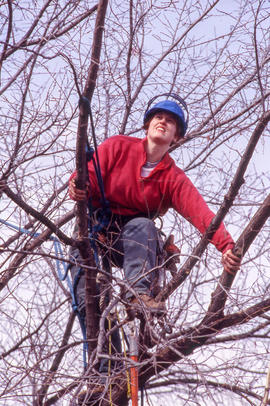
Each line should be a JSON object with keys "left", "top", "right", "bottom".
{"left": 146, "top": 111, "right": 178, "bottom": 146}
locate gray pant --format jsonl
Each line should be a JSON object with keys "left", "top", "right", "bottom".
{"left": 69, "top": 217, "right": 160, "bottom": 311}
{"left": 110, "top": 217, "right": 159, "bottom": 299}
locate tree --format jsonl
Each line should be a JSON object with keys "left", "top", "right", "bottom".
{"left": 1, "top": 0, "right": 270, "bottom": 405}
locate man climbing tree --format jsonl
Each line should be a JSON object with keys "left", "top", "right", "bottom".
{"left": 69, "top": 96, "right": 241, "bottom": 315}
{"left": 68, "top": 95, "right": 242, "bottom": 405}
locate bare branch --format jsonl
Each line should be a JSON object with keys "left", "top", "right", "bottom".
{"left": 3, "top": 185, "right": 73, "bottom": 246}
{"left": 75, "top": 0, "right": 109, "bottom": 356}
{"left": 34, "top": 311, "right": 76, "bottom": 406}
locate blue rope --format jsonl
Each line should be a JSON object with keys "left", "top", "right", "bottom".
{"left": 80, "top": 96, "right": 111, "bottom": 268}
{"left": 0, "top": 218, "right": 42, "bottom": 239}
{"left": 0, "top": 217, "right": 88, "bottom": 369}
{"left": 53, "top": 239, "right": 88, "bottom": 368}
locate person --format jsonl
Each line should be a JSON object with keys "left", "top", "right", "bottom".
{"left": 69, "top": 97, "right": 241, "bottom": 315}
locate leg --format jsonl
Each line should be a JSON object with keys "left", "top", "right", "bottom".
{"left": 112, "top": 217, "right": 159, "bottom": 299}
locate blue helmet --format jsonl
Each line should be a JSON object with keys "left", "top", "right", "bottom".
{"left": 143, "top": 100, "right": 187, "bottom": 137}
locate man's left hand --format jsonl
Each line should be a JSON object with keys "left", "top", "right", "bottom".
{"left": 222, "top": 249, "right": 241, "bottom": 275}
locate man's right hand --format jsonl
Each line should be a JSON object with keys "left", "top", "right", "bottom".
{"left": 69, "top": 179, "right": 88, "bottom": 201}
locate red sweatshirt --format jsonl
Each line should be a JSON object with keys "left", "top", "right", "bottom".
{"left": 70, "top": 135, "right": 234, "bottom": 253}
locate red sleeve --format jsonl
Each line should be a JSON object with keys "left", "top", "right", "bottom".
{"left": 171, "top": 171, "right": 235, "bottom": 253}
{"left": 69, "top": 137, "right": 115, "bottom": 205}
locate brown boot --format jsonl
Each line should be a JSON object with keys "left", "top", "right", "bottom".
{"left": 131, "top": 294, "right": 166, "bottom": 315}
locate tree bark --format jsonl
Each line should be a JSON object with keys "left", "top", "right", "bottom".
{"left": 74, "top": 0, "right": 109, "bottom": 357}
